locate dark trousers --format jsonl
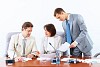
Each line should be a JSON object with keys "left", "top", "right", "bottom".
{"left": 70, "top": 46, "right": 82, "bottom": 57}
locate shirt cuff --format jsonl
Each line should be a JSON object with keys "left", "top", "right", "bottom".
{"left": 74, "top": 41, "right": 78, "bottom": 45}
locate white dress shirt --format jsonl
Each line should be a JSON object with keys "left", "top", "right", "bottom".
{"left": 41, "top": 35, "right": 62, "bottom": 54}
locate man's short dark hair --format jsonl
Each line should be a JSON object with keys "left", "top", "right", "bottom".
{"left": 44, "top": 24, "right": 56, "bottom": 37}
{"left": 22, "top": 22, "right": 33, "bottom": 30}
{"left": 54, "top": 8, "right": 65, "bottom": 16}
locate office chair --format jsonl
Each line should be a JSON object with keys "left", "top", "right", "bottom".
{"left": 94, "top": 52, "right": 100, "bottom": 58}
{"left": 6, "top": 32, "right": 20, "bottom": 57}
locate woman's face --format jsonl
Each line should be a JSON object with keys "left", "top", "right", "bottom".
{"left": 44, "top": 27, "right": 51, "bottom": 37}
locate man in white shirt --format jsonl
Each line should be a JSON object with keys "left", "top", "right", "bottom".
{"left": 8, "top": 22, "right": 39, "bottom": 61}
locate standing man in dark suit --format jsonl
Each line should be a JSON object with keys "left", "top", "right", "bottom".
{"left": 54, "top": 8, "right": 93, "bottom": 57}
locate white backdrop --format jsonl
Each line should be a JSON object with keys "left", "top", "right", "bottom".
{"left": 0, "top": 0, "right": 99, "bottom": 57}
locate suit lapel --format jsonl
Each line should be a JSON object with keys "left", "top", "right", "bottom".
{"left": 69, "top": 14, "right": 73, "bottom": 35}
{"left": 62, "top": 20, "right": 67, "bottom": 32}
{"left": 16, "top": 38, "right": 23, "bottom": 54}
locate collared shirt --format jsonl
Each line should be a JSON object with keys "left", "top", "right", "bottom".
{"left": 67, "top": 13, "right": 78, "bottom": 45}
{"left": 67, "top": 13, "right": 70, "bottom": 20}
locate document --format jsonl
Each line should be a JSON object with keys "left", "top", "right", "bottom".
{"left": 61, "top": 58, "right": 78, "bottom": 61}
{"left": 58, "top": 42, "right": 70, "bottom": 52}
{"left": 15, "top": 57, "right": 32, "bottom": 62}
{"left": 37, "top": 53, "right": 56, "bottom": 61}
{"left": 23, "top": 58, "right": 32, "bottom": 61}
{"left": 83, "top": 59, "right": 100, "bottom": 63}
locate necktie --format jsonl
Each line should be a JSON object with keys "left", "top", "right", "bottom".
{"left": 22, "top": 39, "right": 26, "bottom": 57}
{"left": 66, "top": 21, "right": 72, "bottom": 44}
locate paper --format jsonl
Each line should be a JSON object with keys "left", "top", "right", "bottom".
{"left": 61, "top": 58, "right": 100, "bottom": 63}
{"left": 61, "top": 58, "right": 77, "bottom": 61}
{"left": 83, "top": 59, "right": 100, "bottom": 63}
{"left": 37, "top": 53, "right": 56, "bottom": 61}
{"left": 58, "top": 42, "right": 70, "bottom": 52}
{"left": 23, "top": 58, "right": 32, "bottom": 61}
{"left": 61, "top": 58, "right": 70, "bottom": 61}
{"left": 15, "top": 57, "right": 32, "bottom": 62}
{"left": 37, "top": 57, "right": 51, "bottom": 61}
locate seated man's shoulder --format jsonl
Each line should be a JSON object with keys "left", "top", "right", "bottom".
{"left": 11, "top": 33, "right": 20, "bottom": 38}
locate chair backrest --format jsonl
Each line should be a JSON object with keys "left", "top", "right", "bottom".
{"left": 94, "top": 52, "right": 100, "bottom": 58}
{"left": 6, "top": 32, "right": 20, "bottom": 57}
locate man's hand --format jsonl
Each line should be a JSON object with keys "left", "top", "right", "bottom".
{"left": 15, "top": 57, "right": 24, "bottom": 62}
{"left": 69, "top": 42, "right": 77, "bottom": 48}
{"left": 27, "top": 51, "right": 40, "bottom": 58}
{"left": 27, "top": 54, "right": 34, "bottom": 58}
{"left": 33, "top": 51, "right": 40, "bottom": 57}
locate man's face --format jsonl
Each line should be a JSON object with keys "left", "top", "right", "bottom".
{"left": 44, "top": 27, "right": 51, "bottom": 37}
{"left": 22, "top": 27, "right": 32, "bottom": 38}
{"left": 55, "top": 12, "right": 66, "bottom": 21}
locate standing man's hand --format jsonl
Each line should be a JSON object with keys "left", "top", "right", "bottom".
{"left": 69, "top": 42, "right": 77, "bottom": 48}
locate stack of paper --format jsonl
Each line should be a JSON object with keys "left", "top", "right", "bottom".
{"left": 37, "top": 53, "right": 56, "bottom": 61}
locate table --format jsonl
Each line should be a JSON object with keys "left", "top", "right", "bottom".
{"left": 0, "top": 57, "right": 100, "bottom": 67}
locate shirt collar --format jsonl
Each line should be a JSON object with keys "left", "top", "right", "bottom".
{"left": 19, "top": 33, "right": 30, "bottom": 40}
{"left": 67, "top": 13, "right": 70, "bottom": 20}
